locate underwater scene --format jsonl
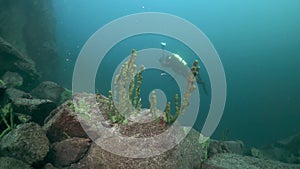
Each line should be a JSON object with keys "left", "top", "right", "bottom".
{"left": 0, "top": 0, "right": 300, "bottom": 168}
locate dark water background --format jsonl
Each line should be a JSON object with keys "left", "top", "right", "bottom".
{"left": 52, "top": 0, "right": 300, "bottom": 147}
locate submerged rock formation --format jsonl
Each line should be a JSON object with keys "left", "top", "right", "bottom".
{"left": 204, "top": 153, "right": 300, "bottom": 169}
{"left": 0, "top": 0, "right": 58, "bottom": 81}
{"left": 0, "top": 37, "right": 39, "bottom": 90}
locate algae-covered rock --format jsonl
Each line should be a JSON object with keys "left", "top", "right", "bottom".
{"left": 5, "top": 87, "right": 31, "bottom": 100}
{"left": 0, "top": 122, "right": 49, "bottom": 165}
{"left": 11, "top": 98, "right": 56, "bottom": 125}
{"left": 0, "top": 156, "right": 32, "bottom": 169}
{"left": 1, "top": 71, "right": 23, "bottom": 87}
{"left": 31, "top": 81, "right": 68, "bottom": 104}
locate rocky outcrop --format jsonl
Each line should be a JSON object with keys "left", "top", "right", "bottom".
{"left": 43, "top": 93, "right": 209, "bottom": 169}
{"left": 0, "top": 37, "right": 39, "bottom": 90}
{"left": 0, "top": 0, "right": 58, "bottom": 81}
{"left": 72, "top": 129, "right": 206, "bottom": 169}
{"left": 204, "top": 153, "right": 300, "bottom": 169}
{"left": 248, "top": 133, "right": 300, "bottom": 164}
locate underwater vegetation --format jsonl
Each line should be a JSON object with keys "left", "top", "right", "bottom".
{"left": 0, "top": 79, "right": 5, "bottom": 86}
{"left": 0, "top": 103, "right": 16, "bottom": 140}
{"left": 104, "top": 49, "right": 201, "bottom": 125}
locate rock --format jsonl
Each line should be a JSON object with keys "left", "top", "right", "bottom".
{"left": 43, "top": 163, "right": 58, "bottom": 169}
{"left": 0, "top": 156, "right": 32, "bottom": 169}
{"left": 0, "top": 122, "right": 49, "bottom": 165}
{"left": 44, "top": 93, "right": 209, "bottom": 168}
{"left": 5, "top": 87, "right": 32, "bottom": 100}
{"left": 48, "top": 138, "right": 91, "bottom": 168}
{"left": 224, "top": 140, "right": 244, "bottom": 155}
{"left": 69, "top": 128, "right": 207, "bottom": 169}
{"left": 205, "top": 153, "right": 300, "bottom": 169}
{"left": 0, "top": 37, "right": 39, "bottom": 90}
{"left": 11, "top": 98, "right": 56, "bottom": 125}
{"left": 43, "top": 101, "right": 88, "bottom": 143}
{"left": 249, "top": 134, "right": 300, "bottom": 164}
{"left": 208, "top": 140, "right": 244, "bottom": 158}
{"left": 208, "top": 140, "right": 230, "bottom": 157}
{"left": 276, "top": 134, "right": 300, "bottom": 153}
{"left": 2, "top": 71, "right": 23, "bottom": 87}
{"left": 31, "top": 81, "right": 68, "bottom": 104}
{"left": 249, "top": 147, "right": 265, "bottom": 159}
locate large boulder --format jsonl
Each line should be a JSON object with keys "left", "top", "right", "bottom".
{"left": 44, "top": 93, "right": 209, "bottom": 168}
{"left": 70, "top": 129, "right": 207, "bottom": 169}
{"left": 0, "top": 122, "right": 49, "bottom": 165}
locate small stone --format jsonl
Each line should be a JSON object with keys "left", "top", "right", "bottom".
{"left": 2, "top": 71, "right": 23, "bottom": 87}
{"left": 31, "top": 81, "right": 66, "bottom": 104}
{"left": 43, "top": 163, "right": 57, "bottom": 169}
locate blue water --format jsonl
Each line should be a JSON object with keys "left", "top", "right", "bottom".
{"left": 52, "top": 0, "right": 300, "bottom": 147}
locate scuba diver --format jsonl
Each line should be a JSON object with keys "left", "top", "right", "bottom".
{"left": 159, "top": 42, "right": 208, "bottom": 95}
